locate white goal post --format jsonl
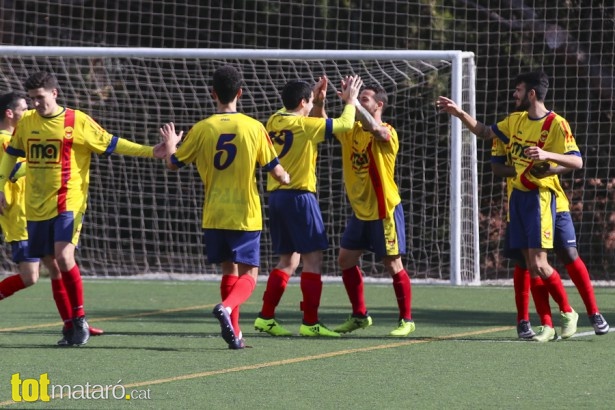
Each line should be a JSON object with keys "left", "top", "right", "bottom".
{"left": 0, "top": 47, "right": 479, "bottom": 285}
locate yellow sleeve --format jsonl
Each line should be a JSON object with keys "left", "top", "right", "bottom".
{"left": 10, "top": 161, "right": 26, "bottom": 182}
{"left": 331, "top": 104, "right": 357, "bottom": 133}
{"left": 0, "top": 151, "right": 17, "bottom": 193}
{"left": 114, "top": 138, "right": 155, "bottom": 158}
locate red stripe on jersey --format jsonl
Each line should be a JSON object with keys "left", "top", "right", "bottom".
{"left": 57, "top": 109, "right": 75, "bottom": 213}
{"left": 366, "top": 141, "right": 386, "bottom": 219}
{"left": 519, "top": 112, "right": 556, "bottom": 190}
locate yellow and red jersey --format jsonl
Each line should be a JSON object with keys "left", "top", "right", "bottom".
{"left": 335, "top": 121, "right": 401, "bottom": 221}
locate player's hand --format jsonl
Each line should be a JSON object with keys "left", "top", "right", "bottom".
{"left": 0, "top": 192, "right": 7, "bottom": 215}
{"left": 312, "top": 76, "right": 328, "bottom": 105}
{"left": 524, "top": 146, "right": 549, "bottom": 161}
{"left": 436, "top": 96, "right": 463, "bottom": 117}
{"left": 157, "top": 122, "right": 184, "bottom": 159}
{"left": 529, "top": 162, "right": 552, "bottom": 178}
{"left": 340, "top": 75, "right": 363, "bottom": 104}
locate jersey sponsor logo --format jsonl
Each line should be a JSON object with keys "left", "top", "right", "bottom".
{"left": 350, "top": 149, "right": 369, "bottom": 173}
{"left": 543, "top": 229, "right": 552, "bottom": 239}
{"left": 28, "top": 139, "right": 62, "bottom": 164}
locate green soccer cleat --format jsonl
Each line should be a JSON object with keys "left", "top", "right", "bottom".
{"left": 531, "top": 325, "right": 557, "bottom": 342}
{"left": 299, "top": 323, "right": 341, "bottom": 337}
{"left": 333, "top": 314, "right": 373, "bottom": 334}
{"left": 254, "top": 317, "right": 293, "bottom": 337}
{"left": 560, "top": 309, "right": 579, "bottom": 339}
{"left": 389, "top": 319, "right": 416, "bottom": 337}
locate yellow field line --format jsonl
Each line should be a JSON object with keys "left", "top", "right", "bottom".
{"left": 0, "top": 325, "right": 512, "bottom": 406}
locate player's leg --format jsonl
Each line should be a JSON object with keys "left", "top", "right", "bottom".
{"left": 255, "top": 189, "right": 298, "bottom": 335}
{"left": 509, "top": 189, "right": 560, "bottom": 341}
{"left": 54, "top": 211, "right": 90, "bottom": 346}
{"left": 504, "top": 223, "right": 535, "bottom": 338}
{"left": 554, "top": 212, "right": 609, "bottom": 335}
{"left": 209, "top": 230, "right": 260, "bottom": 349}
{"left": 298, "top": 250, "right": 339, "bottom": 337}
{"left": 376, "top": 204, "right": 414, "bottom": 336}
{"left": 287, "top": 192, "right": 337, "bottom": 336}
{"left": 0, "top": 241, "right": 38, "bottom": 300}
{"left": 254, "top": 253, "right": 297, "bottom": 336}
{"left": 333, "top": 214, "right": 372, "bottom": 333}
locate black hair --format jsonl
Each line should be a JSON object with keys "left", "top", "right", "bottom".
{"left": 24, "top": 71, "right": 59, "bottom": 92}
{"left": 212, "top": 66, "right": 242, "bottom": 104}
{"left": 281, "top": 80, "right": 312, "bottom": 110}
{"left": 514, "top": 71, "right": 549, "bottom": 101}
{"left": 362, "top": 83, "right": 388, "bottom": 108}
{"left": 0, "top": 91, "right": 27, "bottom": 121}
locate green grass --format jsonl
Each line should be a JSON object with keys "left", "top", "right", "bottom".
{"left": 1, "top": 279, "right": 613, "bottom": 409}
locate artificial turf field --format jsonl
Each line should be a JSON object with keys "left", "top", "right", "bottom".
{"left": 1, "top": 278, "right": 613, "bottom": 409}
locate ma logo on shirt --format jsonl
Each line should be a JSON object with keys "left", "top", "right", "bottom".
{"left": 28, "top": 139, "right": 61, "bottom": 163}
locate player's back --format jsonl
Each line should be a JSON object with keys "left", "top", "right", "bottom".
{"left": 266, "top": 111, "right": 329, "bottom": 192}
{"left": 180, "top": 112, "right": 276, "bottom": 231}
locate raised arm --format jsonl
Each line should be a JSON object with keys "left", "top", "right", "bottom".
{"left": 436, "top": 96, "right": 495, "bottom": 140}
{"left": 310, "top": 76, "right": 328, "bottom": 118}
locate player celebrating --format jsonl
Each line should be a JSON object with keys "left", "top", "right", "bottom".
{"left": 159, "top": 65, "right": 290, "bottom": 349}
{"left": 332, "top": 81, "right": 415, "bottom": 337}
{"left": 0, "top": 72, "right": 168, "bottom": 346}
{"left": 437, "top": 70, "right": 580, "bottom": 341}
{"left": 253, "top": 75, "right": 362, "bottom": 337}
{"left": 491, "top": 139, "right": 609, "bottom": 339}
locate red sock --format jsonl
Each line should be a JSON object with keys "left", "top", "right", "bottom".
{"left": 530, "top": 276, "right": 552, "bottom": 327}
{"left": 513, "top": 265, "right": 530, "bottom": 322}
{"left": 220, "top": 275, "right": 240, "bottom": 336}
{"left": 566, "top": 257, "right": 598, "bottom": 315}
{"left": 300, "top": 272, "right": 322, "bottom": 325}
{"left": 51, "top": 278, "right": 73, "bottom": 327}
{"left": 544, "top": 270, "right": 572, "bottom": 313}
{"left": 260, "top": 269, "right": 289, "bottom": 318}
{"left": 342, "top": 266, "right": 367, "bottom": 316}
{"left": 61, "top": 265, "right": 85, "bottom": 318}
{"left": 392, "top": 269, "right": 412, "bottom": 320}
{"left": 0, "top": 274, "right": 26, "bottom": 300}
{"left": 222, "top": 274, "right": 256, "bottom": 312}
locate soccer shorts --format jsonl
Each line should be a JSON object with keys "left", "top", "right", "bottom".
{"left": 508, "top": 188, "right": 555, "bottom": 250}
{"left": 203, "top": 229, "right": 261, "bottom": 266}
{"left": 340, "top": 203, "right": 406, "bottom": 260}
{"left": 267, "top": 189, "right": 328, "bottom": 255}
{"left": 504, "top": 211, "right": 578, "bottom": 261}
{"left": 10, "top": 240, "right": 39, "bottom": 264}
{"left": 27, "top": 211, "right": 84, "bottom": 258}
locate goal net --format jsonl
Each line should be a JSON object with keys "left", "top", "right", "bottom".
{"left": 0, "top": 47, "right": 478, "bottom": 284}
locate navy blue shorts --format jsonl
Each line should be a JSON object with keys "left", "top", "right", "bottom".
{"left": 267, "top": 190, "right": 328, "bottom": 254}
{"left": 340, "top": 203, "right": 406, "bottom": 260}
{"left": 11, "top": 240, "right": 39, "bottom": 264}
{"left": 504, "top": 211, "right": 577, "bottom": 260}
{"left": 203, "top": 229, "right": 261, "bottom": 266}
{"left": 27, "top": 211, "right": 83, "bottom": 258}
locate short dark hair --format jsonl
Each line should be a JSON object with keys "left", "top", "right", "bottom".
{"left": 0, "top": 91, "right": 27, "bottom": 121}
{"left": 212, "top": 66, "right": 242, "bottom": 104}
{"left": 24, "top": 71, "right": 59, "bottom": 92}
{"left": 514, "top": 71, "right": 549, "bottom": 101}
{"left": 362, "top": 83, "right": 388, "bottom": 108}
{"left": 281, "top": 80, "right": 312, "bottom": 110}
